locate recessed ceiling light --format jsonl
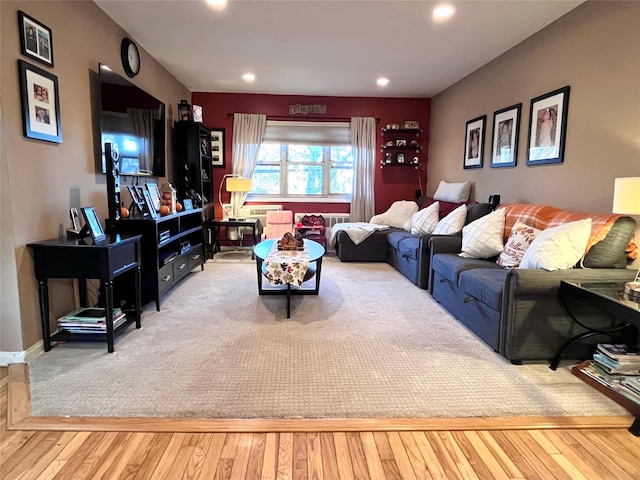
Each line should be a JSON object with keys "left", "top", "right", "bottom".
{"left": 242, "top": 73, "right": 256, "bottom": 82}
{"left": 377, "top": 77, "right": 390, "bottom": 87}
{"left": 433, "top": 4, "right": 455, "bottom": 21}
{"left": 206, "top": 0, "right": 227, "bottom": 10}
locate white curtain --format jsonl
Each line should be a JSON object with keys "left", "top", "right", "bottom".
{"left": 230, "top": 113, "right": 266, "bottom": 215}
{"left": 350, "top": 117, "right": 376, "bottom": 222}
{"left": 128, "top": 108, "right": 154, "bottom": 174}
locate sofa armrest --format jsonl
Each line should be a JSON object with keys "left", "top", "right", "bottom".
{"left": 427, "top": 235, "right": 463, "bottom": 293}
{"left": 500, "top": 267, "right": 638, "bottom": 361}
{"left": 505, "top": 268, "right": 637, "bottom": 296}
{"left": 428, "top": 235, "right": 463, "bottom": 255}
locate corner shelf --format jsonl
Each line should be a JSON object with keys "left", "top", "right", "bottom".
{"left": 380, "top": 126, "right": 423, "bottom": 169}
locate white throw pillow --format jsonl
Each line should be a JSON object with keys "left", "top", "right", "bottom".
{"left": 433, "top": 180, "right": 472, "bottom": 203}
{"left": 519, "top": 218, "right": 592, "bottom": 271}
{"left": 370, "top": 200, "right": 419, "bottom": 229}
{"left": 411, "top": 202, "right": 440, "bottom": 235}
{"left": 459, "top": 208, "right": 506, "bottom": 259}
{"left": 433, "top": 204, "right": 467, "bottom": 235}
{"left": 497, "top": 220, "right": 541, "bottom": 268}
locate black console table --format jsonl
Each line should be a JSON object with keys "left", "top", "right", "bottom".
{"left": 211, "top": 218, "right": 262, "bottom": 258}
{"left": 27, "top": 234, "right": 142, "bottom": 353}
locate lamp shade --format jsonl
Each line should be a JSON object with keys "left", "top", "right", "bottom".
{"left": 613, "top": 177, "right": 640, "bottom": 215}
{"left": 226, "top": 177, "right": 252, "bottom": 192}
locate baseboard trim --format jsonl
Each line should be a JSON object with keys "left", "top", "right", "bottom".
{"left": 7, "top": 364, "right": 635, "bottom": 434}
{"left": 0, "top": 340, "right": 43, "bottom": 365}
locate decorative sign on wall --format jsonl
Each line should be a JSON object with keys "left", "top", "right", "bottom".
{"left": 288, "top": 104, "right": 327, "bottom": 115}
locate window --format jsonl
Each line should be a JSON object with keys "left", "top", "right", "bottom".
{"left": 250, "top": 121, "right": 353, "bottom": 200}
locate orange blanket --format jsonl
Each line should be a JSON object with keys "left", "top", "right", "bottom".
{"left": 500, "top": 204, "right": 622, "bottom": 254}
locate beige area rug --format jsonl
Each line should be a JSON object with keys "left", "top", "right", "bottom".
{"left": 28, "top": 252, "right": 628, "bottom": 419}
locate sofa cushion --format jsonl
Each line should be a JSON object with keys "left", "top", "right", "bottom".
{"left": 519, "top": 218, "right": 592, "bottom": 270}
{"left": 583, "top": 216, "right": 636, "bottom": 268}
{"left": 459, "top": 208, "right": 506, "bottom": 259}
{"left": 433, "top": 204, "right": 467, "bottom": 235}
{"left": 433, "top": 180, "right": 472, "bottom": 203}
{"left": 370, "top": 200, "right": 418, "bottom": 230}
{"left": 411, "top": 201, "right": 439, "bottom": 235}
{"left": 432, "top": 253, "right": 502, "bottom": 285}
{"left": 497, "top": 220, "right": 541, "bottom": 268}
{"left": 458, "top": 269, "right": 509, "bottom": 310}
{"left": 386, "top": 230, "right": 414, "bottom": 250}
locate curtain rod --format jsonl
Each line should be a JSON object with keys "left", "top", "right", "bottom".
{"left": 226, "top": 113, "right": 380, "bottom": 122}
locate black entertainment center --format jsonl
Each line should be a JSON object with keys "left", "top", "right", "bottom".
{"left": 97, "top": 63, "right": 205, "bottom": 310}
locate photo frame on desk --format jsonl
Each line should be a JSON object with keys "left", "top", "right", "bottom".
{"left": 80, "top": 206, "right": 106, "bottom": 243}
{"left": 141, "top": 189, "right": 158, "bottom": 218}
{"left": 145, "top": 183, "right": 161, "bottom": 212}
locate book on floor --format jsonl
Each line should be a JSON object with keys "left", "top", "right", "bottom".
{"left": 596, "top": 344, "right": 640, "bottom": 363}
{"left": 58, "top": 307, "right": 123, "bottom": 323}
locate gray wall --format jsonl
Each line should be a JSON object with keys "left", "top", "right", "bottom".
{"left": 428, "top": 1, "right": 639, "bottom": 266}
{"left": 1, "top": 1, "right": 190, "bottom": 354}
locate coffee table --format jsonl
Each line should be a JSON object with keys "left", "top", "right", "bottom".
{"left": 253, "top": 238, "right": 325, "bottom": 318}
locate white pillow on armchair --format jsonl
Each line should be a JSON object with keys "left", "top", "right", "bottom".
{"left": 370, "top": 200, "right": 419, "bottom": 231}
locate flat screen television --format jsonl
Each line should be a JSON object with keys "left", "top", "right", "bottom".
{"left": 98, "top": 64, "right": 165, "bottom": 177}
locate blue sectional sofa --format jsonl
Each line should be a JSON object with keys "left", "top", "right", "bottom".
{"left": 429, "top": 204, "right": 638, "bottom": 362}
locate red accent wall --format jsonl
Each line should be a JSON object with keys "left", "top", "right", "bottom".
{"left": 191, "top": 92, "right": 430, "bottom": 218}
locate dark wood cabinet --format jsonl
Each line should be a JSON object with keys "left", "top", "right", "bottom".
{"left": 117, "top": 209, "right": 204, "bottom": 310}
{"left": 380, "top": 128, "right": 422, "bottom": 168}
{"left": 174, "top": 121, "right": 214, "bottom": 219}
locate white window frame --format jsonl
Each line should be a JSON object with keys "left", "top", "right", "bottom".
{"left": 247, "top": 121, "right": 352, "bottom": 203}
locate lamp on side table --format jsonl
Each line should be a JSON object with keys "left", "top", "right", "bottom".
{"left": 613, "top": 177, "right": 640, "bottom": 283}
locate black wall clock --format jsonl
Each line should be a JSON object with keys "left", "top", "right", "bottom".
{"left": 120, "top": 37, "right": 140, "bottom": 78}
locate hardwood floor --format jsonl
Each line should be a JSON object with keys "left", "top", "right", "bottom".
{"left": 2, "top": 365, "right": 639, "bottom": 480}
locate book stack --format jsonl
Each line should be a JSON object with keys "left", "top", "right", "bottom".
{"left": 57, "top": 307, "right": 127, "bottom": 334}
{"left": 580, "top": 343, "right": 640, "bottom": 405}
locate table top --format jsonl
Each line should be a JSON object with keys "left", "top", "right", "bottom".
{"left": 561, "top": 281, "right": 640, "bottom": 316}
{"left": 213, "top": 218, "right": 260, "bottom": 226}
{"left": 254, "top": 238, "right": 325, "bottom": 262}
{"left": 27, "top": 233, "right": 141, "bottom": 249}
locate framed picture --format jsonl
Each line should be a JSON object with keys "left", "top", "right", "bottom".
{"left": 463, "top": 115, "right": 486, "bottom": 169}
{"left": 403, "top": 121, "right": 420, "bottom": 129}
{"left": 126, "top": 185, "right": 145, "bottom": 215}
{"left": 395, "top": 139, "right": 407, "bottom": 147}
{"left": 18, "top": 60, "right": 62, "bottom": 143}
{"left": 145, "top": 183, "right": 162, "bottom": 212}
{"left": 490, "top": 103, "right": 521, "bottom": 168}
{"left": 80, "top": 207, "right": 106, "bottom": 243}
{"left": 18, "top": 11, "right": 54, "bottom": 67}
{"left": 222, "top": 203, "right": 233, "bottom": 219}
{"left": 210, "top": 128, "right": 225, "bottom": 168}
{"left": 526, "top": 86, "right": 570, "bottom": 166}
{"left": 182, "top": 199, "right": 194, "bottom": 211}
{"left": 141, "top": 189, "right": 158, "bottom": 218}
{"left": 396, "top": 153, "right": 405, "bottom": 164}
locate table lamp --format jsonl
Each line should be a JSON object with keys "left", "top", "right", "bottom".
{"left": 613, "top": 177, "right": 640, "bottom": 283}
{"left": 218, "top": 174, "right": 252, "bottom": 220}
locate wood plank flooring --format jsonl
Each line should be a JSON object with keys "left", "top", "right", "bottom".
{"left": 2, "top": 365, "right": 639, "bottom": 479}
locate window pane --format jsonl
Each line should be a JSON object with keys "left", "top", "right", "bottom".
{"left": 331, "top": 167, "right": 353, "bottom": 194}
{"left": 252, "top": 165, "right": 280, "bottom": 194}
{"left": 288, "top": 145, "right": 323, "bottom": 163}
{"left": 258, "top": 143, "right": 281, "bottom": 163}
{"left": 287, "top": 164, "right": 323, "bottom": 195}
{"left": 330, "top": 146, "right": 352, "bottom": 164}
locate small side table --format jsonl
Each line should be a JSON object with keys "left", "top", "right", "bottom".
{"left": 212, "top": 218, "right": 262, "bottom": 258}
{"left": 553, "top": 280, "right": 640, "bottom": 436}
{"left": 27, "top": 234, "right": 142, "bottom": 353}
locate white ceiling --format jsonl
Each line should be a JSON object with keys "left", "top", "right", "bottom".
{"left": 95, "top": 0, "right": 583, "bottom": 98}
